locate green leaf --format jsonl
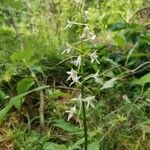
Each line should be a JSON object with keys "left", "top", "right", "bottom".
{"left": 107, "top": 22, "right": 127, "bottom": 31}
{"left": 100, "top": 78, "right": 117, "bottom": 90}
{"left": 129, "top": 52, "right": 147, "bottom": 58}
{"left": 48, "top": 90, "right": 70, "bottom": 100}
{"left": 53, "top": 119, "right": 81, "bottom": 133}
{"left": 125, "top": 42, "right": 138, "bottom": 65}
{"left": 68, "top": 138, "right": 84, "bottom": 150}
{"left": 17, "top": 78, "right": 35, "bottom": 94}
{"left": 88, "top": 141, "right": 99, "bottom": 150}
{"left": 0, "top": 90, "right": 6, "bottom": 101}
{"left": 0, "top": 85, "right": 49, "bottom": 124}
{"left": 144, "top": 88, "right": 150, "bottom": 98}
{"left": 0, "top": 105, "right": 12, "bottom": 124}
{"left": 10, "top": 49, "right": 33, "bottom": 62}
{"left": 133, "top": 73, "right": 150, "bottom": 86}
{"left": 42, "top": 142, "right": 67, "bottom": 150}
{"left": 114, "top": 33, "right": 126, "bottom": 48}
{"left": 2, "top": 0, "right": 22, "bottom": 9}
{"left": 15, "top": 78, "right": 35, "bottom": 110}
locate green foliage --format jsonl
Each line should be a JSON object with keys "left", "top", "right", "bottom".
{"left": 100, "top": 78, "right": 118, "bottom": 90}
{"left": 48, "top": 90, "right": 70, "bottom": 100}
{"left": 0, "top": 0, "right": 149, "bottom": 149}
{"left": 54, "top": 119, "right": 81, "bottom": 133}
{"left": 42, "top": 142, "right": 67, "bottom": 150}
{"left": 0, "top": 89, "right": 6, "bottom": 101}
{"left": 133, "top": 73, "right": 150, "bottom": 86}
{"left": 88, "top": 141, "right": 99, "bottom": 150}
{"left": 17, "top": 78, "right": 35, "bottom": 94}
{"left": 0, "top": 86, "right": 48, "bottom": 124}
{"left": 15, "top": 78, "right": 35, "bottom": 109}
{"left": 144, "top": 88, "right": 150, "bottom": 98}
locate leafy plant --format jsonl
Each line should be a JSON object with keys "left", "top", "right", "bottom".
{"left": 0, "top": 0, "right": 149, "bottom": 149}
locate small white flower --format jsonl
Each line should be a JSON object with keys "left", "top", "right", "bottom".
{"left": 66, "top": 106, "right": 76, "bottom": 121}
{"left": 84, "top": 96, "right": 95, "bottom": 109}
{"left": 71, "top": 94, "right": 82, "bottom": 101}
{"left": 62, "top": 42, "right": 72, "bottom": 54}
{"left": 71, "top": 55, "right": 82, "bottom": 69}
{"left": 147, "top": 98, "right": 150, "bottom": 102}
{"left": 4, "top": 95, "right": 10, "bottom": 99}
{"left": 66, "top": 20, "right": 73, "bottom": 29}
{"left": 90, "top": 34, "right": 96, "bottom": 41}
{"left": 80, "top": 26, "right": 91, "bottom": 39}
{"left": 84, "top": 10, "right": 89, "bottom": 16}
{"left": 71, "top": 94, "right": 82, "bottom": 105}
{"left": 71, "top": 94, "right": 83, "bottom": 114}
{"left": 90, "top": 51, "right": 100, "bottom": 64}
{"left": 92, "top": 70, "right": 103, "bottom": 84}
{"left": 123, "top": 95, "right": 130, "bottom": 103}
{"left": 80, "top": 26, "right": 96, "bottom": 43}
{"left": 67, "top": 69, "right": 80, "bottom": 85}
{"left": 84, "top": 10, "right": 89, "bottom": 20}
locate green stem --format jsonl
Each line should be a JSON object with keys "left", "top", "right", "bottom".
{"left": 82, "top": 99, "right": 88, "bottom": 150}
{"left": 81, "top": 56, "right": 88, "bottom": 150}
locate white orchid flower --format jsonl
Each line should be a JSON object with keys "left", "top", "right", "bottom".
{"left": 66, "top": 106, "right": 76, "bottom": 121}
{"left": 72, "top": 94, "right": 82, "bottom": 100}
{"left": 67, "top": 69, "right": 80, "bottom": 85}
{"left": 62, "top": 42, "right": 72, "bottom": 54}
{"left": 80, "top": 26, "right": 96, "bottom": 43}
{"left": 84, "top": 96, "right": 95, "bottom": 109}
{"left": 71, "top": 94, "right": 82, "bottom": 108}
{"left": 66, "top": 20, "right": 73, "bottom": 29}
{"left": 84, "top": 10, "right": 89, "bottom": 19}
{"left": 80, "top": 26, "right": 91, "bottom": 39}
{"left": 90, "top": 51, "right": 100, "bottom": 64}
{"left": 123, "top": 95, "right": 130, "bottom": 103}
{"left": 92, "top": 70, "right": 103, "bottom": 84}
{"left": 71, "top": 55, "right": 82, "bottom": 69}
{"left": 90, "top": 34, "right": 96, "bottom": 41}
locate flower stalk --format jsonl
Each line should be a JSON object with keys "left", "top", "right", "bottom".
{"left": 81, "top": 56, "right": 88, "bottom": 150}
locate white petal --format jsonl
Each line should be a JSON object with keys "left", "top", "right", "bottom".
{"left": 68, "top": 113, "right": 73, "bottom": 121}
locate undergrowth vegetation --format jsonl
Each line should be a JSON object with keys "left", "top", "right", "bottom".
{"left": 0, "top": 0, "right": 150, "bottom": 149}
